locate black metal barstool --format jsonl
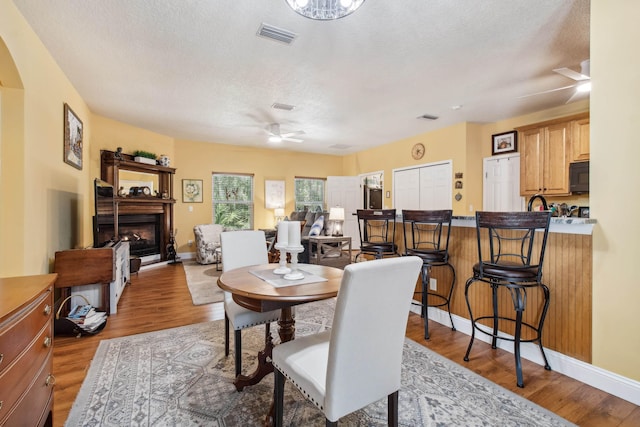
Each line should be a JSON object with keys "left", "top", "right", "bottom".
{"left": 463, "top": 211, "right": 552, "bottom": 388}
{"left": 355, "top": 209, "right": 398, "bottom": 261}
{"left": 402, "top": 210, "right": 456, "bottom": 340}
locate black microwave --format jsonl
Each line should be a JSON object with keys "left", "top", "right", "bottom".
{"left": 569, "top": 161, "right": 589, "bottom": 193}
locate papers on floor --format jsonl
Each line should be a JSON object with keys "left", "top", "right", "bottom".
{"left": 67, "top": 304, "right": 107, "bottom": 332}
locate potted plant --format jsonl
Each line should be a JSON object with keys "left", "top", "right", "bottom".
{"left": 133, "top": 150, "right": 157, "bottom": 165}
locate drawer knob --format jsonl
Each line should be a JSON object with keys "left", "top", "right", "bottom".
{"left": 46, "top": 374, "right": 56, "bottom": 387}
{"left": 44, "top": 304, "right": 52, "bottom": 315}
{"left": 0, "top": 353, "right": 3, "bottom": 365}
{"left": 0, "top": 401, "right": 2, "bottom": 410}
{"left": 44, "top": 336, "right": 52, "bottom": 348}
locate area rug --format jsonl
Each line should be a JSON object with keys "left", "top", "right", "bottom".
{"left": 65, "top": 299, "right": 574, "bottom": 426}
{"left": 182, "top": 260, "right": 224, "bottom": 305}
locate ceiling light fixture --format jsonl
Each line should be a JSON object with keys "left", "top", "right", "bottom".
{"left": 576, "top": 81, "right": 592, "bottom": 93}
{"left": 285, "top": 0, "right": 366, "bottom": 20}
{"left": 268, "top": 135, "right": 283, "bottom": 143}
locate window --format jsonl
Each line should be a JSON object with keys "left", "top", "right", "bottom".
{"left": 294, "top": 177, "right": 325, "bottom": 212}
{"left": 212, "top": 173, "right": 254, "bottom": 230}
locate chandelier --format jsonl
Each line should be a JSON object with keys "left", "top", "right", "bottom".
{"left": 285, "top": 0, "right": 366, "bottom": 20}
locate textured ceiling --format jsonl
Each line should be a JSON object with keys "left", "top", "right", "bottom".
{"left": 14, "top": 0, "right": 590, "bottom": 155}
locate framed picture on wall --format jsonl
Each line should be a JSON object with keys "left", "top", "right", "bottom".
{"left": 182, "top": 179, "right": 203, "bottom": 203}
{"left": 491, "top": 130, "right": 517, "bottom": 155}
{"left": 265, "top": 180, "right": 285, "bottom": 209}
{"left": 63, "top": 103, "right": 83, "bottom": 170}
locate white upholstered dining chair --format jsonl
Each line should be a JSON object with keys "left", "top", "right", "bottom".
{"left": 272, "top": 256, "right": 423, "bottom": 426}
{"left": 220, "top": 230, "right": 280, "bottom": 377}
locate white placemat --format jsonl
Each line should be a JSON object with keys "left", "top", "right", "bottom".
{"left": 249, "top": 268, "right": 328, "bottom": 288}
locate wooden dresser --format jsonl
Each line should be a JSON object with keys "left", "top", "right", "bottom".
{"left": 0, "top": 274, "right": 57, "bottom": 427}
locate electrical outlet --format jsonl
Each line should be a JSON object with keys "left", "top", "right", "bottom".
{"left": 429, "top": 278, "right": 437, "bottom": 291}
{"left": 187, "top": 239, "right": 193, "bottom": 246}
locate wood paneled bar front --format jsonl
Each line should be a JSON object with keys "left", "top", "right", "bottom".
{"left": 392, "top": 216, "right": 594, "bottom": 363}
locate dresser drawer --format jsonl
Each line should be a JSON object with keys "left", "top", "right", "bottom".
{"left": 0, "top": 322, "right": 53, "bottom": 423}
{"left": 0, "top": 288, "right": 52, "bottom": 375}
{"left": 2, "top": 353, "right": 54, "bottom": 427}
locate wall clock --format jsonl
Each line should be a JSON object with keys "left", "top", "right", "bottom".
{"left": 411, "top": 143, "right": 425, "bottom": 160}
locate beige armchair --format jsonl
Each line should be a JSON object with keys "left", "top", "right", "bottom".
{"left": 193, "top": 224, "right": 224, "bottom": 266}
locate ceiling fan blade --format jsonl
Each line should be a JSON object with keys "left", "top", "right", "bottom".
{"left": 517, "top": 84, "right": 577, "bottom": 99}
{"left": 553, "top": 67, "right": 590, "bottom": 81}
{"left": 283, "top": 136, "right": 304, "bottom": 143}
{"left": 281, "top": 130, "right": 305, "bottom": 138}
{"left": 565, "top": 88, "right": 589, "bottom": 104}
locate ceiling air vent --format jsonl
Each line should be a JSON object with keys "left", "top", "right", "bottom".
{"left": 257, "top": 23, "right": 297, "bottom": 45}
{"left": 272, "top": 102, "right": 295, "bottom": 111}
{"left": 418, "top": 114, "right": 439, "bottom": 120}
{"left": 329, "top": 144, "right": 353, "bottom": 150}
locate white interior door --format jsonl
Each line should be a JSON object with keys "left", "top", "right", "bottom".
{"left": 393, "top": 168, "right": 420, "bottom": 212}
{"left": 483, "top": 153, "right": 524, "bottom": 211}
{"left": 394, "top": 161, "right": 452, "bottom": 213}
{"left": 326, "top": 176, "right": 361, "bottom": 245}
{"left": 419, "top": 161, "right": 452, "bottom": 209}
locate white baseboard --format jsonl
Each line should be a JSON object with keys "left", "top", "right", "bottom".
{"left": 177, "top": 251, "right": 194, "bottom": 260}
{"left": 410, "top": 304, "right": 640, "bottom": 406}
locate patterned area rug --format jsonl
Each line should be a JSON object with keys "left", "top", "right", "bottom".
{"left": 65, "top": 299, "right": 574, "bottom": 426}
{"left": 182, "top": 260, "right": 224, "bottom": 305}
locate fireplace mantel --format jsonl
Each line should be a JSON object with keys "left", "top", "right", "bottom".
{"left": 100, "top": 150, "right": 176, "bottom": 261}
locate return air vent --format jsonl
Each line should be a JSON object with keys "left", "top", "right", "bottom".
{"left": 257, "top": 23, "right": 297, "bottom": 45}
{"left": 272, "top": 102, "right": 295, "bottom": 111}
{"left": 418, "top": 114, "right": 439, "bottom": 120}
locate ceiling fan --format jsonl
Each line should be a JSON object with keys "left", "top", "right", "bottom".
{"left": 519, "top": 59, "right": 591, "bottom": 103}
{"left": 266, "top": 123, "right": 305, "bottom": 143}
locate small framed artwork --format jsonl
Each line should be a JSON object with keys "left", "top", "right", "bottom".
{"left": 63, "top": 103, "right": 83, "bottom": 170}
{"left": 492, "top": 131, "right": 517, "bottom": 155}
{"left": 182, "top": 179, "right": 203, "bottom": 203}
{"left": 265, "top": 180, "right": 285, "bottom": 209}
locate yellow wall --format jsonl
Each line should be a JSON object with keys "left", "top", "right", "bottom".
{"left": 173, "top": 139, "right": 342, "bottom": 252}
{"left": 591, "top": 0, "right": 640, "bottom": 381}
{"left": 342, "top": 122, "right": 470, "bottom": 214}
{"left": 1, "top": 0, "right": 92, "bottom": 275}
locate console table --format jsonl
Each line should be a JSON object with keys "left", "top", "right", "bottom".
{"left": 307, "top": 235, "right": 352, "bottom": 269}
{"left": 54, "top": 241, "right": 130, "bottom": 315}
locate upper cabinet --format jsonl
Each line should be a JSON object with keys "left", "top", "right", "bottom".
{"left": 516, "top": 112, "right": 589, "bottom": 197}
{"left": 572, "top": 117, "right": 590, "bottom": 162}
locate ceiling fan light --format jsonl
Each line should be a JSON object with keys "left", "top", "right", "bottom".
{"left": 285, "top": 0, "right": 365, "bottom": 20}
{"left": 268, "top": 135, "right": 283, "bottom": 143}
{"left": 576, "top": 82, "right": 591, "bottom": 93}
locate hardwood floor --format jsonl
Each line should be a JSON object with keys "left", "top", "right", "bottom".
{"left": 52, "top": 264, "right": 640, "bottom": 426}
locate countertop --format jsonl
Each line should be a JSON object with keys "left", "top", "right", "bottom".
{"left": 451, "top": 215, "right": 596, "bottom": 235}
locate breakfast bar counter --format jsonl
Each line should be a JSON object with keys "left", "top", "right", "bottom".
{"left": 395, "top": 214, "right": 595, "bottom": 364}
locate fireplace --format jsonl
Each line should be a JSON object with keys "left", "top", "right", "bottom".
{"left": 119, "top": 214, "right": 161, "bottom": 257}
{"left": 100, "top": 150, "right": 176, "bottom": 262}
{"left": 96, "top": 214, "right": 162, "bottom": 257}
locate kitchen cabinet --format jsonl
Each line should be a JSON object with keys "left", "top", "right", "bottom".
{"left": 519, "top": 122, "right": 571, "bottom": 196}
{"left": 572, "top": 117, "right": 590, "bottom": 161}
{"left": 517, "top": 112, "right": 588, "bottom": 197}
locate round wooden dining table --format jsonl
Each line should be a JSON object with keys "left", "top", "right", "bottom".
{"left": 217, "top": 263, "right": 344, "bottom": 392}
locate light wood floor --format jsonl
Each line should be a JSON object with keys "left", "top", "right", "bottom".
{"left": 52, "top": 264, "right": 640, "bottom": 427}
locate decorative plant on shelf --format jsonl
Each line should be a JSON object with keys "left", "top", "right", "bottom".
{"left": 133, "top": 150, "right": 157, "bottom": 160}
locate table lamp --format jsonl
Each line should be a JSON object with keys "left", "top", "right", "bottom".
{"left": 329, "top": 207, "right": 345, "bottom": 236}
